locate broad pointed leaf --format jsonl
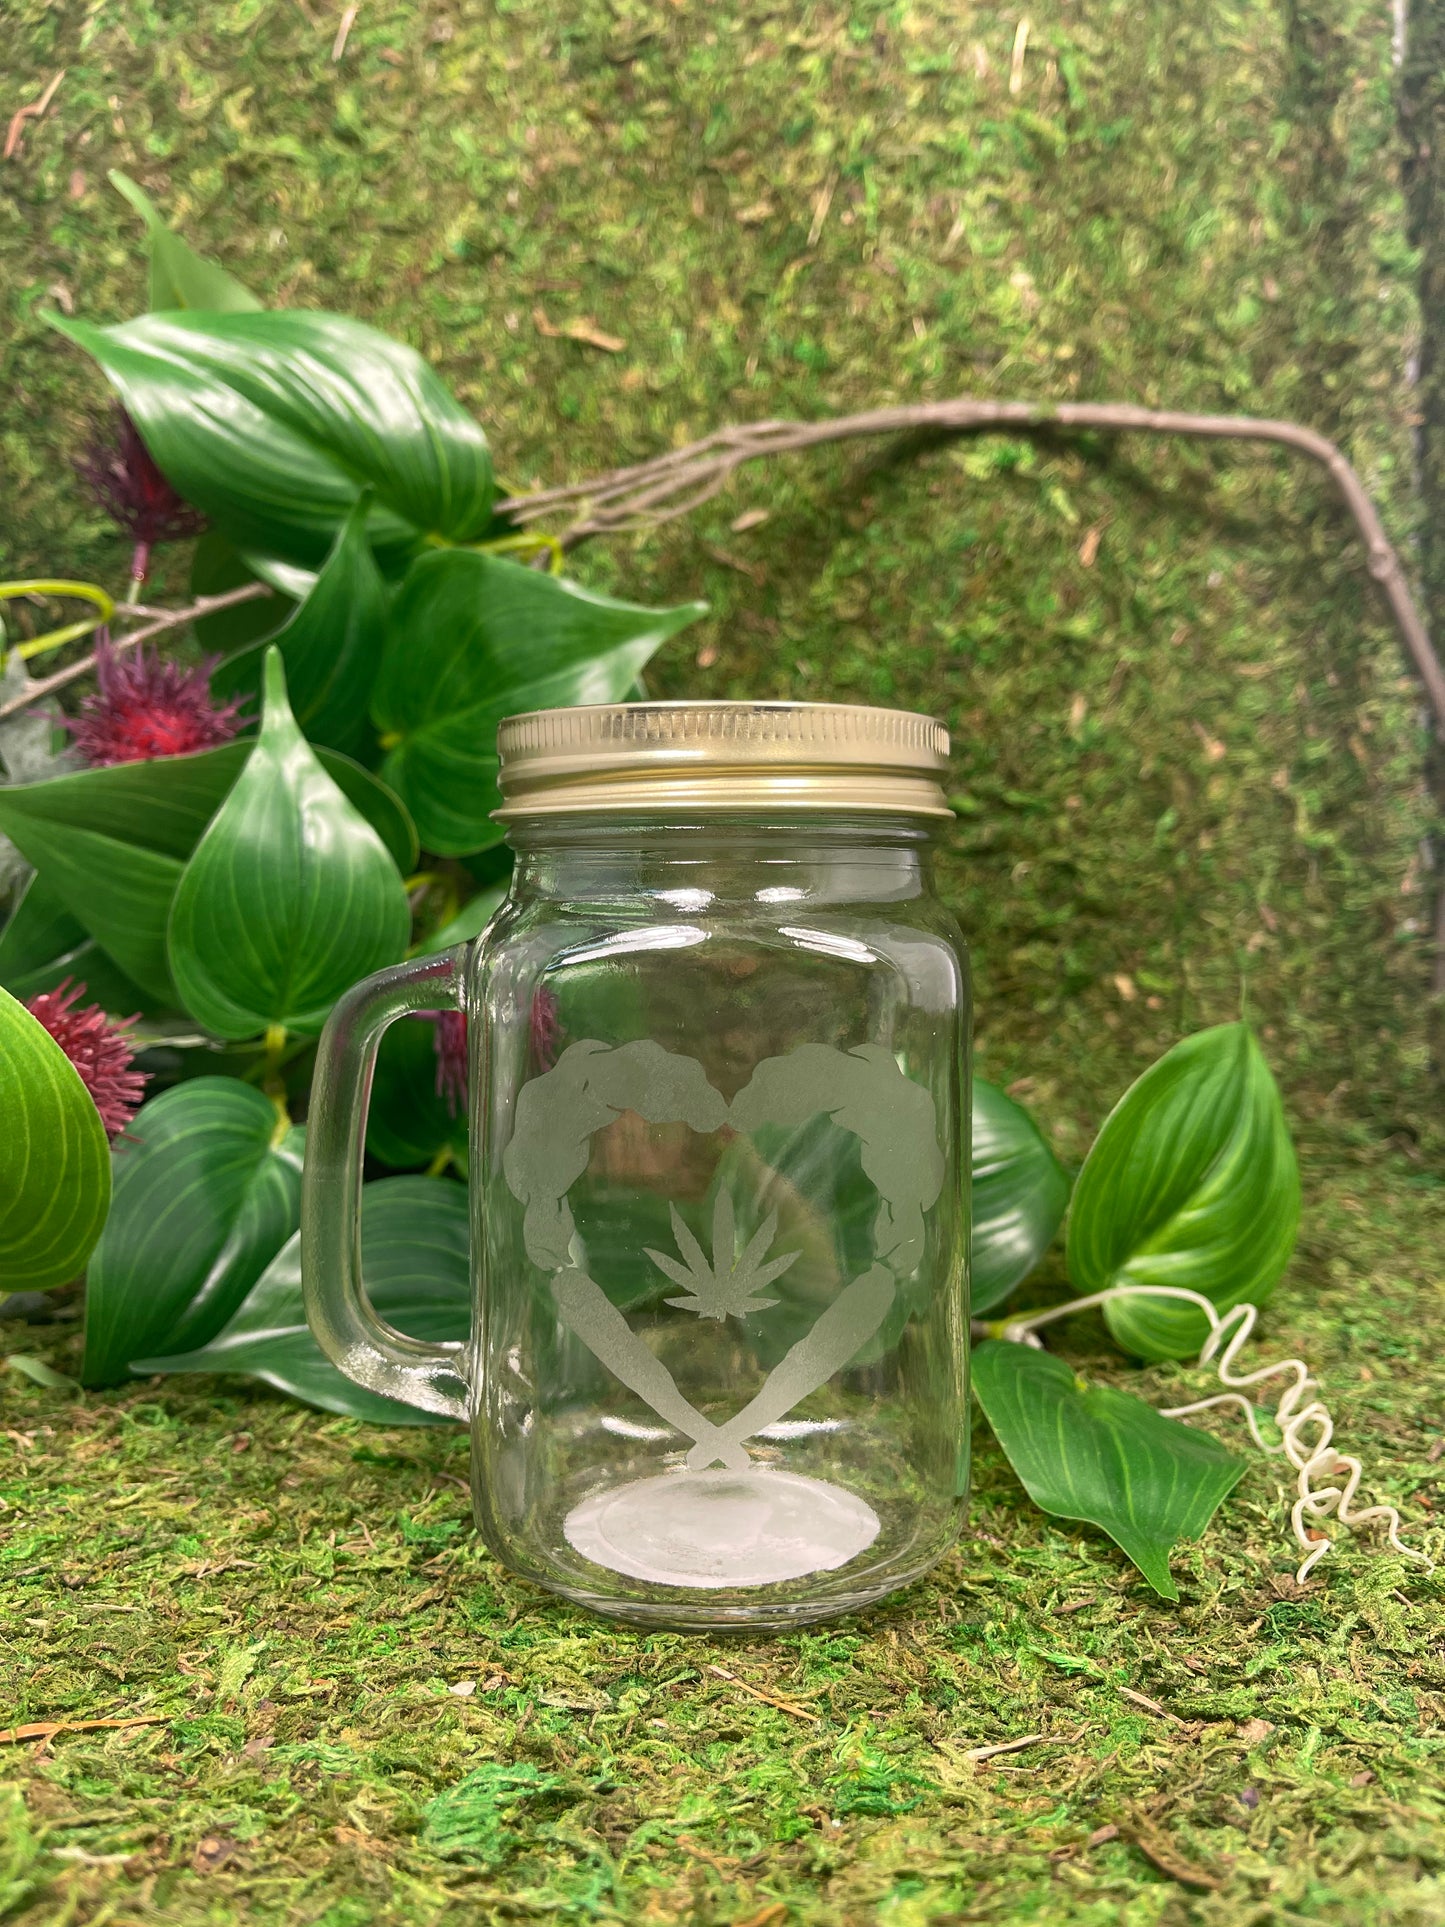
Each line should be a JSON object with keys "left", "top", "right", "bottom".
{"left": 0, "top": 871, "right": 158, "bottom": 1013}
{"left": 136, "top": 1176, "right": 469, "bottom": 1424}
{"left": 0, "top": 821, "right": 183, "bottom": 1001}
{"left": 83, "top": 1079, "right": 303, "bottom": 1386}
{"left": 971, "top": 1339, "right": 1244, "bottom": 1599}
{"left": 167, "top": 650, "right": 411, "bottom": 1038}
{"left": 0, "top": 872, "right": 83, "bottom": 984}
{"left": 0, "top": 739, "right": 416, "bottom": 1008}
{"left": 372, "top": 551, "right": 706, "bottom": 855}
{"left": 0, "top": 987, "right": 110, "bottom": 1293}
{"left": 213, "top": 497, "right": 388, "bottom": 759}
{"left": 1066, "top": 1023, "right": 1300, "bottom": 1361}
{"left": 239, "top": 553, "right": 321, "bottom": 600}
{"left": 49, "top": 309, "right": 494, "bottom": 570}
{"left": 971, "top": 1078, "right": 1071, "bottom": 1313}
{"left": 109, "top": 170, "right": 262, "bottom": 314}
{"left": 316, "top": 755, "right": 417, "bottom": 873}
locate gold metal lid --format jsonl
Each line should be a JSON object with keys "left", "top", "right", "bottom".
{"left": 494, "top": 700, "right": 952, "bottom": 820}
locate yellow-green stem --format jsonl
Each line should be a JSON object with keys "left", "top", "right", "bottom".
{"left": 0, "top": 579, "right": 118, "bottom": 663}
{"left": 263, "top": 1023, "right": 291, "bottom": 1129}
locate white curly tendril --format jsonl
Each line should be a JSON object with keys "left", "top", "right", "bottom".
{"left": 991, "top": 1286, "right": 1432, "bottom": 1584}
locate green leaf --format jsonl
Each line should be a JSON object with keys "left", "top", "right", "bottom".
{"left": 0, "top": 827, "right": 181, "bottom": 1004}
{"left": 109, "top": 170, "right": 262, "bottom": 314}
{"left": 320, "top": 756, "right": 417, "bottom": 875}
{"left": 212, "top": 497, "right": 389, "bottom": 759}
{"left": 168, "top": 650, "right": 412, "bottom": 1038}
{"left": 0, "top": 741, "right": 416, "bottom": 1007}
{"left": 135, "top": 1176, "right": 468, "bottom": 1424}
{"left": 367, "top": 1015, "right": 467, "bottom": 1170}
{"left": 237, "top": 553, "right": 321, "bottom": 601}
{"left": 4, "top": 1355, "right": 79, "bottom": 1392}
{"left": 82, "top": 1079, "right": 304, "bottom": 1387}
{"left": 372, "top": 551, "right": 706, "bottom": 855}
{"left": 1066, "top": 1023, "right": 1300, "bottom": 1360}
{"left": 414, "top": 883, "right": 507, "bottom": 958}
{"left": 970, "top": 1078, "right": 1072, "bottom": 1312}
{"left": 0, "top": 871, "right": 158, "bottom": 1013}
{"left": 49, "top": 309, "right": 494, "bottom": 570}
{"left": 971, "top": 1339, "right": 1244, "bottom": 1599}
{"left": 189, "top": 532, "right": 294, "bottom": 657}
{"left": 0, "top": 986, "right": 111, "bottom": 1293}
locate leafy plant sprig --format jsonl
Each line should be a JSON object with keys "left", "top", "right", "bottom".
{"left": 982, "top": 1290, "right": 1430, "bottom": 1585}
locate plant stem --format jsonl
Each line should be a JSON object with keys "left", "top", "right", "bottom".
{"left": 262, "top": 1023, "right": 290, "bottom": 1128}
{"left": 0, "top": 580, "right": 117, "bottom": 664}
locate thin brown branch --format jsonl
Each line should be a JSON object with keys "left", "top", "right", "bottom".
{"left": 497, "top": 399, "right": 1445, "bottom": 738}
{"left": 0, "top": 581, "right": 272, "bottom": 724}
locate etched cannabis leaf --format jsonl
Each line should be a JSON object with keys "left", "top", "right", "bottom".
{"left": 646, "top": 1191, "right": 800, "bottom": 1321}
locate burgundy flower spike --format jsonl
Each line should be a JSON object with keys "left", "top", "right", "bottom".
{"left": 68, "top": 637, "right": 244, "bottom": 768}
{"left": 26, "top": 980, "right": 148, "bottom": 1139}
{"left": 431, "top": 988, "right": 563, "bottom": 1117}
{"left": 434, "top": 1010, "right": 469, "bottom": 1117}
{"left": 76, "top": 408, "right": 207, "bottom": 587}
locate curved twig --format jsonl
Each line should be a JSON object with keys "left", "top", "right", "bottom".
{"left": 498, "top": 399, "right": 1445, "bottom": 738}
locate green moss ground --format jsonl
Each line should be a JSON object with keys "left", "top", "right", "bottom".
{"left": 2, "top": 1, "right": 1444, "bottom": 1920}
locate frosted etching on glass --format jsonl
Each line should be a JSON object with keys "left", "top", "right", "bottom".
{"left": 502, "top": 1039, "right": 945, "bottom": 1586}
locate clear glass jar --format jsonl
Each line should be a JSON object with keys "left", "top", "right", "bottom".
{"left": 303, "top": 704, "right": 971, "bottom": 1631}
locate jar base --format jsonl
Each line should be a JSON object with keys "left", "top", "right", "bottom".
{"left": 562, "top": 1466, "right": 881, "bottom": 1589}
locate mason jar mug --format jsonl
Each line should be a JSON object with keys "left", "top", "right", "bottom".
{"left": 302, "top": 702, "right": 971, "bottom": 1630}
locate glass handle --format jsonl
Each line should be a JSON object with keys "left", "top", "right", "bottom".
{"left": 301, "top": 948, "right": 470, "bottom": 1421}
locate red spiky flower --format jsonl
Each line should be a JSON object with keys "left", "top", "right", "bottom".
{"left": 68, "top": 636, "right": 244, "bottom": 768}
{"left": 25, "top": 980, "right": 148, "bottom": 1139}
{"left": 434, "top": 1010, "right": 469, "bottom": 1117}
{"left": 75, "top": 408, "right": 208, "bottom": 588}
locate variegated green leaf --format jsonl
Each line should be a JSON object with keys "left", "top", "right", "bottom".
{"left": 0, "top": 986, "right": 111, "bottom": 1293}
{"left": 1067, "top": 1023, "right": 1300, "bottom": 1360}
{"left": 972, "top": 1339, "right": 1244, "bottom": 1598}
{"left": 167, "top": 649, "right": 411, "bottom": 1038}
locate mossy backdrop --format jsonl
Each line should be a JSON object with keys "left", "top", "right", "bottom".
{"left": 3, "top": 2, "right": 1444, "bottom": 1922}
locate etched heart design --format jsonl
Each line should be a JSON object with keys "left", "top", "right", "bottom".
{"left": 502, "top": 1039, "right": 945, "bottom": 1467}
